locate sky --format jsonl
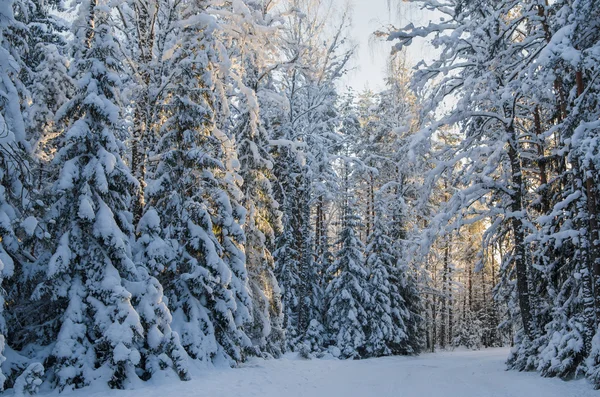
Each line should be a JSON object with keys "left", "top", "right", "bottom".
{"left": 340, "top": 0, "right": 437, "bottom": 92}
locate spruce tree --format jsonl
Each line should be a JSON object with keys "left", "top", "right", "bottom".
{"left": 6, "top": 3, "right": 72, "bottom": 356}
{"left": 223, "top": 0, "right": 286, "bottom": 358}
{"left": 146, "top": 0, "right": 252, "bottom": 365}
{"left": 364, "top": 195, "right": 409, "bottom": 357}
{"left": 0, "top": 2, "right": 25, "bottom": 389}
{"left": 273, "top": 161, "right": 303, "bottom": 347}
{"left": 273, "top": 152, "right": 320, "bottom": 351}
{"left": 18, "top": 0, "right": 71, "bottom": 153}
{"left": 132, "top": 210, "right": 190, "bottom": 381}
{"left": 43, "top": 1, "right": 182, "bottom": 388}
{"left": 235, "top": 109, "right": 284, "bottom": 356}
{"left": 325, "top": 190, "right": 370, "bottom": 359}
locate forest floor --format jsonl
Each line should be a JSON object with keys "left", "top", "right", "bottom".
{"left": 43, "top": 347, "right": 594, "bottom": 397}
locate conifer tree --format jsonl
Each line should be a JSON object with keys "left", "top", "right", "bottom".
{"left": 325, "top": 186, "right": 370, "bottom": 359}
{"left": 273, "top": 155, "right": 302, "bottom": 346}
{"left": 364, "top": 194, "right": 409, "bottom": 357}
{"left": 132, "top": 210, "right": 190, "bottom": 381}
{"left": 42, "top": 0, "right": 182, "bottom": 388}
{"left": 0, "top": 1, "right": 29, "bottom": 389}
{"left": 18, "top": 0, "right": 70, "bottom": 152}
{"left": 221, "top": 0, "right": 285, "bottom": 357}
{"left": 273, "top": 152, "right": 319, "bottom": 350}
{"left": 145, "top": 0, "right": 252, "bottom": 365}
{"left": 388, "top": 183, "right": 423, "bottom": 356}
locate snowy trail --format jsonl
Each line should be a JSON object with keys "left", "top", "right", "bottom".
{"left": 60, "top": 348, "right": 594, "bottom": 397}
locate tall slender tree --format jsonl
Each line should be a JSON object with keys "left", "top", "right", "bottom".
{"left": 0, "top": 1, "right": 30, "bottom": 389}
{"left": 325, "top": 178, "right": 370, "bottom": 359}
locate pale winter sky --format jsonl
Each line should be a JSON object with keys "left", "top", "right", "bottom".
{"left": 340, "top": 0, "right": 437, "bottom": 92}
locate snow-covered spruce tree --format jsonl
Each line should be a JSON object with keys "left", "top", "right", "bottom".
{"left": 547, "top": 0, "right": 600, "bottom": 385}
{"left": 210, "top": 164, "right": 254, "bottom": 362}
{"left": 298, "top": 319, "right": 326, "bottom": 359}
{"left": 273, "top": 150, "right": 320, "bottom": 351}
{"left": 219, "top": 0, "right": 285, "bottom": 357}
{"left": 273, "top": 199, "right": 301, "bottom": 346}
{"left": 273, "top": 154, "right": 323, "bottom": 353}
{"left": 272, "top": 152, "right": 303, "bottom": 348}
{"left": 452, "top": 309, "right": 483, "bottom": 350}
{"left": 3, "top": 10, "right": 72, "bottom": 385}
{"left": 235, "top": 111, "right": 285, "bottom": 358}
{"left": 270, "top": 1, "right": 353, "bottom": 352}
{"left": 364, "top": 193, "right": 408, "bottom": 357}
{"left": 204, "top": 5, "right": 256, "bottom": 366}
{"left": 295, "top": 165, "right": 323, "bottom": 348}
{"left": 146, "top": 0, "right": 252, "bottom": 366}
{"left": 11, "top": 1, "right": 72, "bottom": 324}
{"left": 394, "top": 247, "right": 423, "bottom": 355}
{"left": 0, "top": 1, "right": 31, "bottom": 389}
{"left": 325, "top": 184, "right": 370, "bottom": 359}
{"left": 384, "top": 178, "right": 424, "bottom": 356}
{"left": 26, "top": 42, "right": 73, "bottom": 168}
{"left": 368, "top": 54, "right": 424, "bottom": 355}
{"left": 14, "top": 14, "right": 73, "bottom": 346}
{"left": 41, "top": 1, "right": 184, "bottom": 388}
{"left": 131, "top": 209, "right": 190, "bottom": 381}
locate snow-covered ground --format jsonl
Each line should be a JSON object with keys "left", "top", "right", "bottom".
{"left": 50, "top": 348, "right": 594, "bottom": 397}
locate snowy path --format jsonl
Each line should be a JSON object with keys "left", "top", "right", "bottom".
{"left": 61, "top": 348, "right": 594, "bottom": 397}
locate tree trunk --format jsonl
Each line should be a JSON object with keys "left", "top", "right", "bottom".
{"left": 573, "top": 70, "right": 600, "bottom": 325}
{"left": 441, "top": 239, "right": 449, "bottom": 348}
{"left": 131, "top": 1, "right": 157, "bottom": 226}
{"left": 507, "top": 125, "right": 534, "bottom": 338}
{"left": 467, "top": 264, "right": 472, "bottom": 313}
{"left": 533, "top": 107, "right": 550, "bottom": 213}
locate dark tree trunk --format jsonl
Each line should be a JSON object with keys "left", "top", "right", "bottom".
{"left": 507, "top": 125, "right": 534, "bottom": 338}
{"left": 441, "top": 239, "right": 449, "bottom": 349}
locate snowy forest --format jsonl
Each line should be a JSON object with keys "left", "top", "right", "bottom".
{"left": 0, "top": 0, "right": 600, "bottom": 394}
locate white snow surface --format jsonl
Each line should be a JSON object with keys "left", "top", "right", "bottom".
{"left": 33, "top": 348, "right": 595, "bottom": 397}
